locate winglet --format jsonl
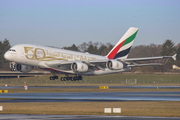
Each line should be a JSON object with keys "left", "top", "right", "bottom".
{"left": 172, "top": 54, "right": 177, "bottom": 61}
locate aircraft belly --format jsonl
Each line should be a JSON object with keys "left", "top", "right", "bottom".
{"left": 93, "top": 68, "right": 131, "bottom": 75}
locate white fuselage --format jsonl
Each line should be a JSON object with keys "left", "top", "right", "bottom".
{"left": 4, "top": 44, "right": 130, "bottom": 75}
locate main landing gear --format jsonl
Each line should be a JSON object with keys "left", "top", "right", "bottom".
{"left": 49, "top": 75, "right": 83, "bottom": 81}
{"left": 50, "top": 76, "right": 58, "bottom": 80}
{"left": 60, "top": 75, "right": 83, "bottom": 81}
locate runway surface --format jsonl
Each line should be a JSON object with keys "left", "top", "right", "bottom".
{"left": 0, "top": 91, "right": 180, "bottom": 102}
{"left": 1, "top": 86, "right": 180, "bottom": 119}
{"left": 0, "top": 114, "right": 180, "bottom": 120}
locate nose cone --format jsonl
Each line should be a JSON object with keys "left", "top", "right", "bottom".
{"left": 4, "top": 51, "right": 11, "bottom": 61}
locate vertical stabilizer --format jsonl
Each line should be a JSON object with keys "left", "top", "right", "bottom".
{"left": 106, "top": 27, "right": 139, "bottom": 59}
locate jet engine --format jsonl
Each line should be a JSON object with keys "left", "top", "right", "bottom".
{"left": 107, "top": 60, "right": 124, "bottom": 70}
{"left": 71, "top": 62, "right": 88, "bottom": 72}
{"left": 16, "top": 64, "right": 33, "bottom": 73}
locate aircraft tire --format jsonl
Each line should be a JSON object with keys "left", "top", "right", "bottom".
{"left": 55, "top": 76, "right": 58, "bottom": 79}
{"left": 50, "top": 76, "right": 53, "bottom": 80}
{"left": 60, "top": 76, "right": 82, "bottom": 81}
{"left": 79, "top": 76, "right": 83, "bottom": 80}
{"left": 76, "top": 76, "right": 79, "bottom": 81}
{"left": 73, "top": 76, "right": 76, "bottom": 81}
{"left": 66, "top": 77, "right": 69, "bottom": 81}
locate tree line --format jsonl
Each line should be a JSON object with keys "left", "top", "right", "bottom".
{"left": 0, "top": 39, "right": 11, "bottom": 70}
{"left": 129, "top": 40, "right": 180, "bottom": 72}
{"left": 63, "top": 41, "right": 114, "bottom": 56}
{"left": 0, "top": 38, "right": 180, "bottom": 72}
{"left": 63, "top": 40, "right": 180, "bottom": 72}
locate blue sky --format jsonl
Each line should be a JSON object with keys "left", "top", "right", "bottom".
{"left": 1, "top": 0, "right": 180, "bottom": 48}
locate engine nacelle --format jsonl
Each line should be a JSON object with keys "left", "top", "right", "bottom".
{"left": 107, "top": 60, "right": 124, "bottom": 70}
{"left": 16, "top": 64, "right": 33, "bottom": 73}
{"left": 71, "top": 62, "right": 88, "bottom": 72}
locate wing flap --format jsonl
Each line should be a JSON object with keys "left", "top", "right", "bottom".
{"left": 45, "top": 60, "right": 109, "bottom": 71}
{"left": 128, "top": 63, "right": 163, "bottom": 67}
{"left": 85, "top": 59, "right": 108, "bottom": 71}
{"left": 45, "top": 60, "right": 72, "bottom": 71}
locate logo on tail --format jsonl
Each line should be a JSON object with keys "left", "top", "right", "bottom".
{"left": 106, "top": 27, "right": 139, "bottom": 59}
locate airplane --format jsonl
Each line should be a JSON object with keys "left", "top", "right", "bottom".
{"left": 4, "top": 27, "right": 177, "bottom": 81}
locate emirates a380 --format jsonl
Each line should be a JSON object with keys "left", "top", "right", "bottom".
{"left": 4, "top": 27, "right": 176, "bottom": 80}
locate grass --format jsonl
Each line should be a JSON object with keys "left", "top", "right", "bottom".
{"left": 4, "top": 87, "right": 180, "bottom": 93}
{"left": 0, "top": 74, "right": 180, "bottom": 116}
{"left": 0, "top": 73, "right": 180, "bottom": 86}
{"left": 0, "top": 101, "right": 180, "bottom": 117}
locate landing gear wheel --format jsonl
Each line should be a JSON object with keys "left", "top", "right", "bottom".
{"left": 73, "top": 76, "right": 77, "bottom": 81}
{"left": 55, "top": 76, "right": 58, "bottom": 79}
{"left": 59, "top": 75, "right": 83, "bottom": 81}
{"left": 76, "top": 76, "right": 80, "bottom": 81}
{"left": 79, "top": 76, "right": 83, "bottom": 80}
{"left": 50, "top": 76, "right": 55, "bottom": 80}
{"left": 66, "top": 77, "right": 69, "bottom": 81}
{"left": 50, "top": 76, "right": 58, "bottom": 80}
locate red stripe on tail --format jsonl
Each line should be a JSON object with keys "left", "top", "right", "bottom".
{"left": 107, "top": 39, "right": 126, "bottom": 59}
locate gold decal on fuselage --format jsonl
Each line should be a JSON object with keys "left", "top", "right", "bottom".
{"left": 24, "top": 47, "right": 97, "bottom": 61}
{"left": 46, "top": 50, "right": 60, "bottom": 57}
{"left": 24, "top": 47, "right": 35, "bottom": 60}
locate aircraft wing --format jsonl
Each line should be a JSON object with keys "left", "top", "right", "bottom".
{"left": 127, "top": 63, "right": 163, "bottom": 67}
{"left": 120, "top": 54, "right": 176, "bottom": 67}
{"left": 45, "top": 60, "right": 73, "bottom": 71}
{"left": 121, "top": 54, "right": 176, "bottom": 62}
{"left": 44, "top": 54, "right": 176, "bottom": 71}
{"left": 45, "top": 59, "right": 108, "bottom": 71}
{"left": 84, "top": 60, "right": 108, "bottom": 71}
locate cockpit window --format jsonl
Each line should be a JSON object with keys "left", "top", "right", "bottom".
{"left": 9, "top": 49, "right": 16, "bottom": 52}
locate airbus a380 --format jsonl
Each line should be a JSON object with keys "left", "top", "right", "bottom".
{"left": 4, "top": 27, "right": 176, "bottom": 81}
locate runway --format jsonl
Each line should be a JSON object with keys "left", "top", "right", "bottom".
{"left": 1, "top": 87, "right": 180, "bottom": 119}
{"left": 0, "top": 91, "right": 180, "bottom": 102}
{"left": 0, "top": 114, "right": 180, "bottom": 120}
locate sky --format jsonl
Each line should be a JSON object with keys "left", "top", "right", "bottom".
{"left": 0, "top": 0, "right": 180, "bottom": 48}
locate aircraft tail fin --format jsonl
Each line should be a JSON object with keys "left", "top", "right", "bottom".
{"left": 106, "top": 27, "right": 139, "bottom": 59}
